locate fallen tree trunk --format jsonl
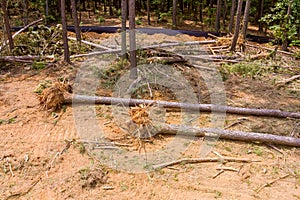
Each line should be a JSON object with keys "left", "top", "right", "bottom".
{"left": 0, "top": 55, "right": 38, "bottom": 63}
{"left": 69, "top": 95, "right": 300, "bottom": 119}
{"left": 159, "top": 124, "right": 300, "bottom": 147}
{"left": 0, "top": 55, "right": 53, "bottom": 63}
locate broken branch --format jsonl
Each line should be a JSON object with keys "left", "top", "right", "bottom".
{"left": 256, "top": 174, "right": 289, "bottom": 193}
{"left": 68, "top": 37, "right": 113, "bottom": 50}
{"left": 152, "top": 156, "right": 259, "bottom": 170}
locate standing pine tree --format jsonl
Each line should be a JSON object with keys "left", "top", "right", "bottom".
{"left": 60, "top": 0, "right": 71, "bottom": 63}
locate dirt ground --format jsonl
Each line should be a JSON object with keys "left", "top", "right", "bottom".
{"left": 1, "top": 25, "right": 300, "bottom": 200}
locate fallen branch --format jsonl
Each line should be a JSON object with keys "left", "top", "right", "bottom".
{"left": 0, "top": 55, "right": 38, "bottom": 63}
{"left": 159, "top": 124, "right": 300, "bottom": 147}
{"left": 276, "top": 74, "right": 300, "bottom": 86}
{"left": 12, "top": 18, "right": 44, "bottom": 38}
{"left": 69, "top": 95, "right": 300, "bottom": 119}
{"left": 5, "top": 176, "right": 42, "bottom": 200}
{"left": 245, "top": 43, "right": 293, "bottom": 56}
{"left": 0, "top": 55, "right": 53, "bottom": 63}
{"left": 70, "top": 48, "right": 121, "bottom": 58}
{"left": 68, "top": 36, "right": 112, "bottom": 50}
{"left": 256, "top": 174, "right": 289, "bottom": 193}
{"left": 152, "top": 156, "right": 259, "bottom": 170}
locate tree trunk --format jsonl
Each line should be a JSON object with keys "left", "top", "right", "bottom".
{"left": 222, "top": 0, "right": 227, "bottom": 29}
{"left": 69, "top": 95, "right": 300, "bottom": 119}
{"left": 199, "top": 0, "right": 203, "bottom": 23}
{"left": 147, "top": 0, "right": 151, "bottom": 25}
{"left": 108, "top": 0, "right": 113, "bottom": 16}
{"left": 258, "top": 0, "right": 264, "bottom": 32}
{"left": 60, "top": 0, "right": 71, "bottom": 63}
{"left": 215, "top": 0, "right": 222, "bottom": 33}
{"left": 129, "top": 0, "right": 137, "bottom": 79}
{"left": 159, "top": 124, "right": 300, "bottom": 147}
{"left": 1, "top": 1, "right": 14, "bottom": 52}
{"left": 172, "top": 0, "right": 177, "bottom": 29}
{"left": 282, "top": 2, "right": 292, "bottom": 51}
{"left": 229, "top": 0, "right": 236, "bottom": 33}
{"left": 242, "top": 0, "right": 250, "bottom": 39}
{"left": 103, "top": 0, "right": 107, "bottom": 13}
{"left": 71, "top": 0, "right": 81, "bottom": 48}
{"left": 121, "top": 0, "right": 127, "bottom": 59}
{"left": 230, "top": 0, "right": 243, "bottom": 51}
{"left": 23, "top": 0, "right": 29, "bottom": 25}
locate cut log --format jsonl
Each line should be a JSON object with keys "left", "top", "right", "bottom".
{"left": 159, "top": 124, "right": 300, "bottom": 147}
{"left": 69, "top": 95, "right": 300, "bottom": 119}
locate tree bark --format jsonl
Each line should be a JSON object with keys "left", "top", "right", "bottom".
{"left": 230, "top": 0, "right": 243, "bottom": 51}
{"left": 159, "top": 124, "right": 300, "bottom": 147}
{"left": 242, "top": 0, "right": 251, "bottom": 40}
{"left": 215, "top": 0, "right": 222, "bottom": 33}
{"left": 1, "top": 1, "right": 14, "bottom": 52}
{"left": 172, "top": 0, "right": 177, "bottom": 29}
{"left": 108, "top": 0, "right": 113, "bottom": 16}
{"left": 60, "top": 0, "right": 71, "bottom": 63}
{"left": 129, "top": 0, "right": 137, "bottom": 79}
{"left": 121, "top": 0, "right": 127, "bottom": 58}
{"left": 147, "top": 0, "right": 151, "bottom": 25}
{"left": 229, "top": 0, "right": 236, "bottom": 33}
{"left": 222, "top": 0, "right": 227, "bottom": 29}
{"left": 258, "top": 0, "right": 264, "bottom": 32}
{"left": 71, "top": 0, "right": 81, "bottom": 48}
{"left": 282, "top": 2, "right": 292, "bottom": 51}
{"left": 199, "top": 0, "right": 203, "bottom": 23}
{"left": 69, "top": 95, "right": 300, "bottom": 119}
{"left": 23, "top": 0, "right": 29, "bottom": 25}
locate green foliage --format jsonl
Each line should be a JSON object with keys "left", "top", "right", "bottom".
{"left": 32, "top": 61, "right": 46, "bottom": 70}
{"left": 220, "top": 61, "right": 283, "bottom": 79}
{"left": 99, "top": 59, "right": 129, "bottom": 88}
{"left": 293, "top": 51, "right": 300, "bottom": 59}
{"left": 34, "top": 80, "right": 52, "bottom": 94}
{"left": 136, "top": 16, "right": 143, "bottom": 25}
{"left": 158, "top": 11, "right": 172, "bottom": 22}
{"left": 0, "top": 116, "right": 17, "bottom": 125}
{"left": 261, "top": 0, "right": 300, "bottom": 44}
{"left": 98, "top": 16, "right": 105, "bottom": 23}
{"left": 290, "top": 40, "right": 300, "bottom": 47}
{"left": 13, "top": 25, "right": 64, "bottom": 56}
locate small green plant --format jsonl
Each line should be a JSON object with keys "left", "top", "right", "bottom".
{"left": 293, "top": 51, "right": 300, "bottom": 59}
{"left": 98, "top": 16, "right": 105, "bottom": 23}
{"left": 32, "top": 61, "right": 46, "bottom": 70}
{"left": 34, "top": 80, "right": 52, "bottom": 94}
{"left": 214, "top": 190, "right": 222, "bottom": 198}
{"left": 79, "top": 167, "right": 90, "bottom": 179}
{"left": 15, "top": 19, "right": 23, "bottom": 26}
{"left": 253, "top": 146, "right": 264, "bottom": 156}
